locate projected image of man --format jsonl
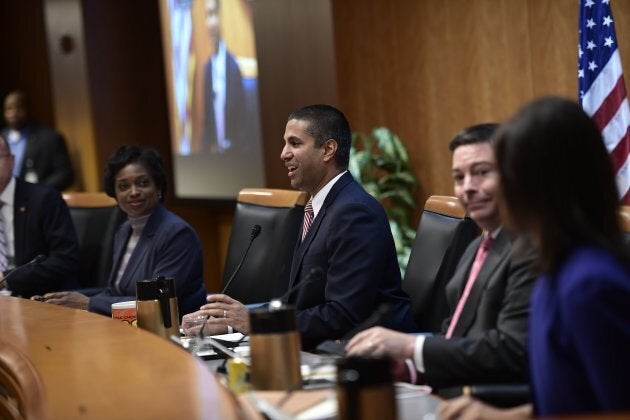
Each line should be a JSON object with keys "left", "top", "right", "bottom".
{"left": 202, "top": 0, "right": 248, "bottom": 155}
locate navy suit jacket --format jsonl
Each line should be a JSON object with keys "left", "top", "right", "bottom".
{"left": 422, "top": 230, "right": 537, "bottom": 387}
{"left": 89, "top": 204, "right": 206, "bottom": 317}
{"left": 288, "top": 172, "right": 416, "bottom": 349}
{"left": 2, "top": 123, "right": 74, "bottom": 190}
{"left": 5, "top": 179, "right": 79, "bottom": 297}
{"left": 202, "top": 49, "right": 249, "bottom": 153}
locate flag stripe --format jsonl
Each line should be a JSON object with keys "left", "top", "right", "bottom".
{"left": 582, "top": 49, "right": 623, "bottom": 115}
{"left": 601, "top": 97, "right": 630, "bottom": 154}
{"left": 615, "top": 153, "right": 630, "bottom": 204}
{"left": 609, "top": 124, "right": 630, "bottom": 173}
{"left": 592, "top": 75, "right": 626, "bottom": 130}
{"left": 579, "top": 0, "right": 630, "bottom": 203}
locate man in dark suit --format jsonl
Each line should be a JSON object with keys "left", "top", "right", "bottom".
{"left": 184, "top": 104, "right": 416, "bottom": 349}
{"left": 283, "top": 106, "right": 417, "bottom": 348}
{"left": 0, "top": 134, "right": 79, "bottom": 298}
{"left": 346, "top": 124, "right": 537, "bottom": 388}
{"left": 2, "top": 90, "right": 74, "bottom": 191}
{"left": 201, "top": 0, "right": 249, "bottom": 154}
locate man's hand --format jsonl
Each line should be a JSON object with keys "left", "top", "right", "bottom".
{"left": 345, "top": 326, "right": 415, "bottom": 360}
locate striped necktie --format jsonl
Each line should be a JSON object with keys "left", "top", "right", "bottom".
{"left": 0, "top": 202, "right": 7, "bottom": 272}
{"left": 301, "top": 199, "right": 314, "bottom": 242}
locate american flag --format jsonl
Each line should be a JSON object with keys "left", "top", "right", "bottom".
{"left": 579, "top": 0, "right": 630, "bottom": 204}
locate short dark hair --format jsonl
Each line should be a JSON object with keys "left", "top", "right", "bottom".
{"left": 103, "top": 145, "right": 167, "bottom": 201}
{"left": 494, "top": 96, "right": 625, "bottom": 271}
{"left": 448, "top": 123, "right": 499, "bottom": 152}
{"left": 288, "top": 104, "right": 351, "bottom": 168}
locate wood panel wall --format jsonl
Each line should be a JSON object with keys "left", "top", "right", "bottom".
{"left": 0, "top": 0, "right": 336, "bottom": 292}
{"left": 252, "top": 0, "right": 338, "bottom": 189}
{"left": 0, "top": 2, "right": 54, "bottom": 132}
{"left": 3, "top": 0, "right": 630, "bottom": 291}
{"left": 332, "top": 0, "right": 630, "bottom": 222}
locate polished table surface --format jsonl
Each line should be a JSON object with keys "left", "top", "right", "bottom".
{"left": 0, "top": 296, "right": 240, "bottom": 419}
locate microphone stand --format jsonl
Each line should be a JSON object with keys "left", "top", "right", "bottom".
{"left": 269, "top": 266, "right": 324, "bottom": 309}
{"left": 315, "top": 302, "right": 395, "bottom": 356}
{"left": 217, "top": 268, "right": 324, "bottom": 372}
{"left": 199, "top": 225, "right": 262, "bottom": 338}
{"left": 0, "top": 254, "right": 46, "bottom": 289}
{"left": 221, "top": 224, "right": 261, "bottom": 295}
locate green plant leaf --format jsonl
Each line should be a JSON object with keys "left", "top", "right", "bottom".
{"left": 372, "top": 128, "right": 395, "bottom": 157}
{"left": 350, "top": 126, "right": 418, "bottom": 278}
{"left": 379, "top": 172, "right": 417, "bottom": 185}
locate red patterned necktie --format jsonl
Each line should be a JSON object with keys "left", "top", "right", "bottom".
{"left": 445, "top": 234, "right": 494, "bottom": 338}
{"left": 0, "top": 203, "right": 7, "bottom": 272}
{"left": 301, "top": 199, "right": 314, "bottom": 242}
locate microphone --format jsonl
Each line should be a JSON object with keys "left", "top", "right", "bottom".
{"left": 315, "top": 302, "right": 396, "bottom": 356}
{"left": 269, "top": 267, "right": 324, "bottom": 309}
{"left": 207, "top": 267, "right": 323, "bottom": 368}
{"left": 1, "top": 254, "right": 46, "bottom": 287}
{"left": 343, "top": 302, "right": 395, "bottom": 339}
{"left": 198, "top": 225, "right": 262, "bottom": 338}
{"left": 221, "top": 224, "right": 262, "bottom": 295}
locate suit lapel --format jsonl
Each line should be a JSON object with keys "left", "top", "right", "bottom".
{"left": 12, "top": 181, "right": 29, "bottom": 262}
{"left": 287, "top": 173, "right": 352, "bottom": 293}
{"left": 109, "top": 225, "right": 131, "bottom": 289}
{"left": 452, "top": 229, "right": 511, "bottom": 336}
{"left": 118, "top": 236, "right": 150, "bottom": 290}
{"left": 112, "top": 205, "right": 163, "bottom": 292}
{"left": 446, "top": 238, "right": 480, "bottom": 308}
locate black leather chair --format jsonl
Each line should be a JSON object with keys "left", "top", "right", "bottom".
{"left": 221, "top": 188, "right": 308, "bottom": 304}
{"left": 402, "top": 195, "right": 479, "bottom": 332}
{"left": 63, "top": 192, "right": 124, "bottom": 291}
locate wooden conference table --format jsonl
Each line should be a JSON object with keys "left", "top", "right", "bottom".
{"left": 0, "top": 296, "right": 240, "bottom": 419}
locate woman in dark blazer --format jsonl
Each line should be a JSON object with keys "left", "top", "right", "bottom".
{"left": 44, "top": 145, "right": 206, "bottom": 317}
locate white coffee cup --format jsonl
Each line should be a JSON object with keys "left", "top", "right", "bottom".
{"left": 111, "top": 300, "right": 137, "bottom": 326}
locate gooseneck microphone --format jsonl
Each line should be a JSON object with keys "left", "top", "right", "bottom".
{"left": 198, "top": 225, "right": 262, "bottom": 338}
{"left": 221, "top": 224, "right": 262, "bottom": 295}
{"left": 0, "top": 254, "right": 46, "bottom": 288}
{"left": 269, "top": 267, "right": 324, "bottom": 309}
{"left": 315, "top": 302, "right": 396, "bottom": 356}
{"left": 212, "top": 267, "right": 323, "bottom": 370}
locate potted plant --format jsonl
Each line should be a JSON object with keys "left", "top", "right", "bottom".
{"left": 349, "top": 127, "right": 418, "bottom": 276}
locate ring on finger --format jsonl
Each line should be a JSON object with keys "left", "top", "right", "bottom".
{"left": 223, "top": 309, "right": 227, "bottom": 318}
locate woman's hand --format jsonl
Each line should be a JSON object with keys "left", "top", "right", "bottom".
{"left": 43, "top": 291, "right": 90, "bottom": 310}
